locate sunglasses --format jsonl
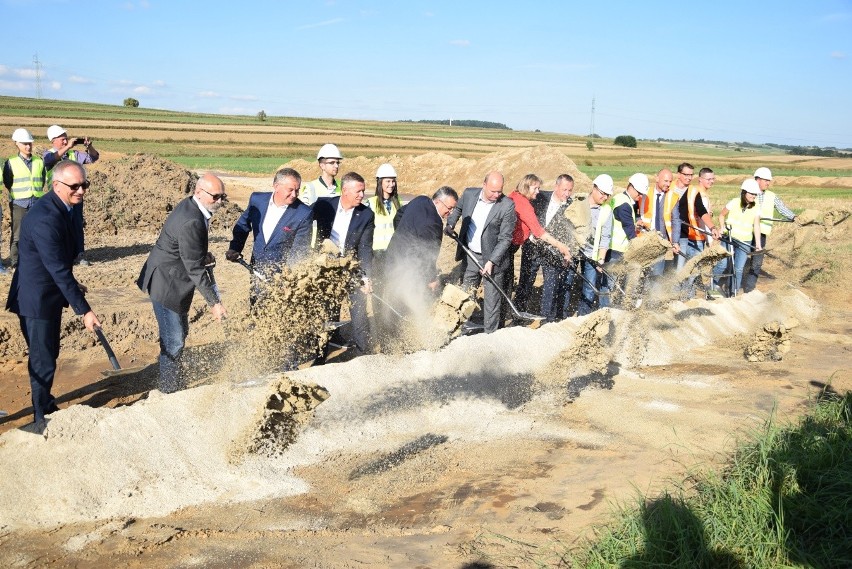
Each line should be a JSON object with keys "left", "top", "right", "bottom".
{"left": 56, "top": 179, "right": 91, "bottom": 192}
{"left": 201, "top": 188, "right": 227, "bottom": 201}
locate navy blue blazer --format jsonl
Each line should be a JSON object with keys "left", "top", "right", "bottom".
{"left": 6, "top": 191, "right": 91, "bottom": 319}
{"left": 312, "top": 197, "right": 375, "bottom": 278}
{"left": 228, "top": 192, "right": 313, "bottom": 268}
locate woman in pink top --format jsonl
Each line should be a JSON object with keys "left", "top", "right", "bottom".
{"left": 508, "top": 174, "right": 573, "bottom": 312}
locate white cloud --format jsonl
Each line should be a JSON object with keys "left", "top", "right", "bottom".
{"left": 0, "top": 80, "right": 31, "bottom": 91}
{"left": 831, "top": 51, "right": 847, "bottom": 59}
{"left": 297, "top": 18, "right": 343, "bottom": 30}
{"left": 133, "top": 85, "right": 152, "bottom": 94}
{"left": 229, "top": 94, "right": 258, "bottom": 101}
{"left": 198, "top": 90, "right": 221, "bottom": 98}
{"left": 152, "top": 79, "right": 166, "bottom": 87}
{"left": 68, "top": 75, "right": 94, "bottom": 84}
{"left": 50, "top": 81, "right": 61, "bottom": 90}
{"left": 15, "top": 68, "right": 37, "bottom": 79}
{"left": 0, "top": 65, "right": 7, "bottom": 76}
{"left": 449, "top": 39, "right": 470, "bottom": 47}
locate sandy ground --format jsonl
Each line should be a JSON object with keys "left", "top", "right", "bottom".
{"left": 0, "top": 155, "right": 850, "bottom": 568}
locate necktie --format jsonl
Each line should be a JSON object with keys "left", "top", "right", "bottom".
{"left": 655, "top": 194, "right": 664, "bottom": 233}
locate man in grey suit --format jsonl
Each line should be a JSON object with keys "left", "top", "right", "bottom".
{"left": 445, "top": 171, "right": 516, "bottom": 333}
{"left": 137, "top": 173, "right": 228, "bottom": 393}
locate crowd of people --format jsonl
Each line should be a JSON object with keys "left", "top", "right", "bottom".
{"left": 2, "top": 133, "right": 797, "bottom": 431}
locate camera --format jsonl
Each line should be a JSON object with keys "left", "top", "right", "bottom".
{"left": 74, "top": 137, "right": 88, "bottom": 145}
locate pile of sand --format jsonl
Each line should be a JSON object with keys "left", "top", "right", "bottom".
{"left": 537, "top": 309, "right": 612, "bottom": 391}
{"left": 744, "top": 318, "right": 799, "bottom": 362}
{"left": 283, "top": 145, "right": 594, "bottom": 197}
{"left": 85, "top": 154, "right": 242, "bottom": 235}
{"left": 674, "top": 242, "right": 730, "bottom": 282}
{"left": 623, "top": 232, "right": 671, "bottom": 267}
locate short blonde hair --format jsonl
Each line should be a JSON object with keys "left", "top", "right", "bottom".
{"left": 515, "top": 173, "right": 542, "bottom": 199}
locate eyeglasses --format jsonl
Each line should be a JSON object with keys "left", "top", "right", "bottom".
{"left": 56, "top": 179, "right": 90, "bottom": 192}
{"left": 680, "top": 171, "right": 694, "bottom": 177}
{"left": 201, "top": 188, "right": 227, "bottom": 201}
{"left": 438, "top": 199, "right": 456, "bottom": 211}
{"left": 322, "top": 160, "right": 341, "bottom": 166}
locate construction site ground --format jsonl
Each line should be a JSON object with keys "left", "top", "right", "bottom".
{"left": 0, "top": 150, "right": 849, "bottom": 568}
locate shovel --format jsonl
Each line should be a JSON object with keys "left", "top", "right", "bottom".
{"left": 577, "top": 250, "right": 626, "bottom": 296}
{"left": 760, "top": 217, "right": 796, "bottom": 223}
{"left": 445, "top": 230, "right": 544, "bottom": 323}
{"left": 371, "top": 292, "right": 408, "bottom": 321}
{"left": 235, "top": 256, "right": 268, "bottom": 282}
{"left": 679, "top": 221, "right": 766, "bottom": 257}
{"left": 93, "top": 325, "right": 121, "bottom": 370}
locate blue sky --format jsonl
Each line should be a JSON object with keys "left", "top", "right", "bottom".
{"left": 2, "top": 1, "right": 851, "bottom": 148}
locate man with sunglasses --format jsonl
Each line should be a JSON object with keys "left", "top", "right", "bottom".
{"left": 6, "top": 160, "right": 101, "bottom": 434}
{"left": 137, "top": 174, "right": 228, "bottom": 393}
{"left": 300, "top": 143, "right": 343, "bottom": 206}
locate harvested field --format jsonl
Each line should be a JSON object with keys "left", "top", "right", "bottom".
{"left": 0, "top": 146, "right": 850, "bottom": 568}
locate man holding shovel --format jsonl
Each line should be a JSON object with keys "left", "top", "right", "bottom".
{"left": 6, "top": 161, "right": 101, "bottom": 433}
{"left": 137, "top": 174, "right": 228, "bottom": 393}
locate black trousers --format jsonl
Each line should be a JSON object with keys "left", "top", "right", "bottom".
{"left": 18, "top": 315, "right": 62, "bottom": 422}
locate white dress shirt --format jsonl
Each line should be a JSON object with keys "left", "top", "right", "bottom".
{"left": 262, "top": 195, "right": 288, "bottom": 243}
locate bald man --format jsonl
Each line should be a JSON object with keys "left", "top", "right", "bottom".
{"left": 445, "top": 171, "right": 516, "bottom": 333}
{"left": 137, "top": 174, "right": 228, "bottom": 393}
{"left": 638, "top": 168, "right": 679, "bottom": 276}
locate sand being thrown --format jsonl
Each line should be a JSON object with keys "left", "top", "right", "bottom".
{"left": 0, "top": 288, "right": 819, "bottom": 529}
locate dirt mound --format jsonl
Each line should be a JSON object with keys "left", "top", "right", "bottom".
{"left": 537, "top": 310, "right": 612, "bottom": 391}
{"left": 85, "top": 154, "right": 242, "bottom": 236}
{"left": 744, "top": 318, "right": 800, "bottom": 362}
{"left": 623, "top": 232, "right": 671, "bottom": 267}
{"left": 283, "top": 145, "right": 594, "bottom": 196}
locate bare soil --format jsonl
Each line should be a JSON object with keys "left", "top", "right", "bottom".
{"left": 0, "top": 150, "right": 850, "bottom": 568}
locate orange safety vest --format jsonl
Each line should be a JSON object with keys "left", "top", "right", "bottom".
{"left": 639, "top": 190, "right": 677, "bottom": 238}
{"left": 685, "top": 186, "right": 705, "bottom": 241}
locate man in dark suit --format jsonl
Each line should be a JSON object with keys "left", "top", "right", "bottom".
{"left": 312, "top": 172, "right": 375, "bottom": 355}
{"left": 6, "top": 160, "right": 101, "bottom": 432}
{"left": 225, "top": 167, "right": 312, "bottom": 300}
{"left": 137, "top": 174, "right": 228, "bottom": 393}
{"left": 445, "top": 171, "right": 516, "bottom": 334}
{"left": 381, "top": 186, "right": 459, "bottom": 331}
{"left": 531, "top": 174, "right": 576, "bottom": 322}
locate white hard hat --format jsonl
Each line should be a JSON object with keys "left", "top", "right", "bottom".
{"left": 317, "top": 143, "right": 342, "bottom": 160}
{"left": 11, "top": 128, "right": 34, "bottom": 143}
{"left": 627, "top": 173, "right": 650, "bottom": 195}
{"left": 741, "top": 178, "right": 761, "bottom": 195}
{"left": 376, "top": 163, "right": 397, "bottom": 178}
{"left": 754, "top": 167, "right": 772, "bottom": 181}
{"left": 47, "top": 125, "right": 67, "bottom": 141}
{"left": 592, "top": 174, "right": 614, "bottom": 195}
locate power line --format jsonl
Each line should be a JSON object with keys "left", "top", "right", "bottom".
{"left": 33, "top": 54, "right": 42, "bottom": 99}
{"left": 589, "top": 96, "right": 595, "bottom": 137}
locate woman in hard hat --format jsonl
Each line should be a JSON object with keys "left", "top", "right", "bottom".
{"left": 716, "top": 178, "right": 763, "bottom": 296}
{"left": 366, "top": 163, "right": 402, "bottom": 338}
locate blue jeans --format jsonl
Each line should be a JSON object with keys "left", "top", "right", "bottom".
{"left": 743, "top": 233, "right": 768, "bottom": 293}
{"left": 677, "top": 238, "right": 705, "bottom": 298}
{"left": 576, "top": 259, "right": 606, "bottom": 316}
{"left": 152, "top": 300, "right": 189, "bottom": 393}
{"left": 19, "top": 316, "right": 62, "bottom": 422}
{"left": 541, "top": 262, "right": 573, "bottom": 322}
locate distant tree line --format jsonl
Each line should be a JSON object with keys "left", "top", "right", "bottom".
{"left": 655, "top": 137, "right": 851, "bottom": 155}
{"left": 398, "top": 119, "right": 511, "bottom": 130}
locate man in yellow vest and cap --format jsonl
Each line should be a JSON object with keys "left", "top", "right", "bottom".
{"left": 742, "top": 167, "right": 796, "bottom": 292}
{"left": 3, "top": 129, "right": 46, "bottom": 270}
{"left": 300, "top": 143, "right": 343, "bottom": 206}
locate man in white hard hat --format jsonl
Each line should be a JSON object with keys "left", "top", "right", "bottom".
{"left": 43, "top": 125, "right": 99, "bottom": 266}
{"left": 610, "top": 173, "right": 649, "bottom": 262}
{"left": 3, "top": 129, "right": 46, "bottom": 270}
{"left": 576, "top": 174, "right": 614, "bottom": 316}
{"left": 300, "top": 143, "right": 343, "bottom": 206}
{"left": 742, "top": 167, "right": 796, "bottom": 292}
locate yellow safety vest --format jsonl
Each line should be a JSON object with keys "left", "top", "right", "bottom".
{"left": 45, "top": 149, "right": 78, "bottom": 187}
{"left": 609, "top": 192, "right": 634, "bottom": 253}
{"left": 365, "top": 195, "right": 398, "bottom": 251}
{"left": 591, "top": 201, "right": 613, "bottom": 261}
{"left": 300, "top": 177, "right": 340, "bottom": 206}
{"left": 725, "top": 198, "right": 759, "bottom": 242}
{"left": 8, "top": 155, "right": 46, "bottom": 200}
{"left": 759, "top": 190, "right": 777, "bottom": 235}
{"left": 685, "top": 186, "right": 705, "bottom": 241}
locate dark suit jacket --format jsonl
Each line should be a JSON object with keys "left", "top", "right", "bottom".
{"left": 445, "top": 187, "right": 516, "bottom": 272}
{"left": 532, "top": 191, "right": 573, "bottom": 266}
{"left": 228, "top": 192, "right": 312, "bottom": 268}
{"left": 6, "top": 191, "right": 91, "bottom": 319}
{"left": 385, "top": 195, "right": 443, "bottom": 286}
{"left": 137, "top": 196, "right": 219, "bottom": 313}
{"left": 312, "top": 197, "right": 375, "bottom": 278}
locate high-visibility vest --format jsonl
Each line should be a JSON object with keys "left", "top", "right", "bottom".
{"left": 609, "top": 192, "right": 634, "bottom": 253}
{"left": 8, "top": 155, "right": 46, "bottom": 200}
{"left": 725, "top": 198, "right": 759, "bottom": 242}
{"left": 45, "top": 149, "right": 78, "bottom": 187}
{"left": 758, "top": 190, "right": 777, "bottom": 235}
{"left": 591, "top": 201, "right": 613, "bottom": 261}
{"left": 300, "top": 177, "right": 340, "bottom": 206}
{"left": 365, "top": 195, "right": 399, "bottom": 251}
{"left": 685, "top": 186, "right": 705, "bottom": 241}
{"left": 639, "top": 190, "right": 677, "bottom": 239}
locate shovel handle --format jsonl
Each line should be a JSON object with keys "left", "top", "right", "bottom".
{"left": 93, "top": 325, "right": 121, "bottom": 370}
